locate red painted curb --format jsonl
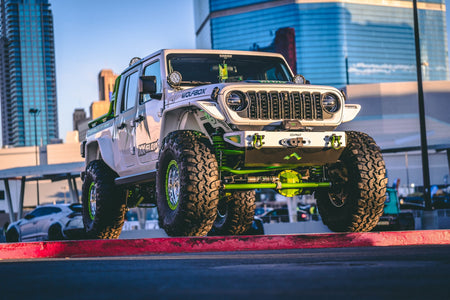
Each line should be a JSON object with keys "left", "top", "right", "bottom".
{"left": 1, "top": 230, "right": 449, "bottom": 260}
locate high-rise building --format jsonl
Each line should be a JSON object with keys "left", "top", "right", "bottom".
{"left": 194, "top": 0, "right": 449, "bottom": 87}
{"left": 72, "top": 108, "right": 86, "bottom": 131}
{"left": 98, "top": 69, "right": 117, "bottom": 102}
{"left": 0, "top": 0, "right": 58, "bottom": 147}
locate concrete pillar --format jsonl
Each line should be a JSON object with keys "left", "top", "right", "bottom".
{"left": 286, "top": 197, "right": 297, "bottom": 222}
{"left": 4, "top": 179, "right": 15, "bottom": 223}
{"left": 137, "top": 208, "right": 147, "bottom": 230}
{"left": 421, "top": 210, "right": 438, "bottom": 229}
{"left": 18, "top": 177, "right": 25, "bottom": 219}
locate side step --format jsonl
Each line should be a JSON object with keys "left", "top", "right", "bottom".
{"left": 115, "top": 170, "right": 156, "bottom": 186}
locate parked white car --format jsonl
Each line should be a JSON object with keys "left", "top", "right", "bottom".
{"left": 5, "top": 203, "right": 84, "bottom": 242}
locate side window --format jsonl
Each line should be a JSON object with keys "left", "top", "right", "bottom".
{"left": 39, "top": 207, "right": 54, "bottom": 217}
{"left": 142, "top": 60, "right": 161, "bottom": 103}
{"left": 121, "top": 71, "right": 139, "bottom": 112}
{"left": 48, "top": 207, "right": 62, "bottom": 215}
{"left": 29, "top": 208, "right": 43, "bottom": 217}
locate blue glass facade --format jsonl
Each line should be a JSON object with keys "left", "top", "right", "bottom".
{"left": 199, "top": 0, "right": 449, "bottom": 87}
{"left": 0, "top": 0, "right": 58, "bottom": 147}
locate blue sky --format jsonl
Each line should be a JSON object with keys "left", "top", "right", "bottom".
{"left": 52, "top": 0, "right": 196, "bottom": 139}
{"left": 51, "top": 0, "right": 450, "bottom": 140}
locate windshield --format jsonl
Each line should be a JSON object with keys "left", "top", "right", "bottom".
{"left": 167, "top": 53, "right": 292, "bottom": 86}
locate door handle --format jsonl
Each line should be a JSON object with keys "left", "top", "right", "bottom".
{"left": 117, "top": 122, "right": 127, "bottom": 130}
{"left": 135, "top": 115, "right": 145, "bottom": 123}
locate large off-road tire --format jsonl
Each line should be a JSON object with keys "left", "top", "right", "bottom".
{"left": 316, "top": 131, "right": 387, "bottom": 232}
{"left": 81, "top": 160, "right": 127, "bottom": 239}
{"left": 210, "top": 190, "right": 256, "bottom": 236}
{"left": 156, "top": 131, "right": 220, "bottom": 237}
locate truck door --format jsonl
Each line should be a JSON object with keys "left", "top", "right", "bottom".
{"left": 135, "top": 59, "right": 163, "bottom": 171}
{"left": 115, "top": 70, "right": 140, "bottom": 174}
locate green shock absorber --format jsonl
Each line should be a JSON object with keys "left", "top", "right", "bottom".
{"left": 212, "top": 134, "right": 226, "bottom": 167}
{"left": 311, "top": 166, "right": 325, "bottom": 180}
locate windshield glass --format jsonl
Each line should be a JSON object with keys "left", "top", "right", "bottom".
{"left": 167, "top": 53, "right": 292, "bottom": 86}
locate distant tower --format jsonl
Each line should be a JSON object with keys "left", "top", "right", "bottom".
{"left": 0, "top": 0, "right": 58, "bottom": 146}
{"left": 72, "top": 108, "right": 87, "bottom": 131}
{"left": 98, "top": 69, "right": 117, "bottom": 102}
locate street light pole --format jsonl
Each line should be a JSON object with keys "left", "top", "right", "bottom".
{"left": 412, "top": 0, "right": 431, "bottom": 210}
{"left": 29, "top": 108, "right": 40, "bottom": 206}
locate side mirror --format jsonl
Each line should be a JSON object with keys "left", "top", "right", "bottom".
{"left": 24, "top": 214, "right": 35, "bottom": 220}
{"left": 140, "top": 76, "right": 157, "bottom": 95}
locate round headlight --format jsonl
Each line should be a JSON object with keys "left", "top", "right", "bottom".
{"left": 322, "top": 93, "right": 340, "bottom": 113}
{"left": 167, "top": 71, "right": 182, "bottom": 87}
{"left": 293, "top": 74, "right": 306, "bottom": 84}
{"left": 226, "top": 91, "right": 247, "bottom": 112}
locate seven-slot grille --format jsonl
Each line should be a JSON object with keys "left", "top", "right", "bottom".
{"left": 246, "top": 91, "right": 323, "bottom": 120}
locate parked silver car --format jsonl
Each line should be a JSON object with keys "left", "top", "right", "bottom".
{"left": 5, "top": 203, "right": 84, "bottom": 242}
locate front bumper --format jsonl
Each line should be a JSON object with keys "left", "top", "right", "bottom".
{"left": 223, "top": 131, "right": 346, "bottom": 166}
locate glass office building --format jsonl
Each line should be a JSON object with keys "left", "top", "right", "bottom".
{"left": 0, "top": 0, "right": 58, "bottom": 147}
{"left": 195, "top": 0, "right": 449, "bottom": 87}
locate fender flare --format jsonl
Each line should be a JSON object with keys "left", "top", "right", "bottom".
{"left": 85, "top": 136, "right": 116, "bottom": 171}
{"left": 160, "top": 107, "right": 207, "bottom": 143}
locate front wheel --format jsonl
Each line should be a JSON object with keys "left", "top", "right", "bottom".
{"left": 156, "top": 131, "right": 220, "bottom": 237}
{"left": 81, "top": 160, "right": 127, "bottom": 239}
{"left": 316, "top": 131, "right": 387, "bottom": 232}
{"left": 5, "top": 228, "right": 19, "bottom": 243}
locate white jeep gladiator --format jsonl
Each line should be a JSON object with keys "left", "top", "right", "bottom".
{"left": 80, "top": 49, "right": 387, "bottom": 238}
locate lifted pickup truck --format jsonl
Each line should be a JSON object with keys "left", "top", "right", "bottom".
{"left": 80, "top": 49, "right": 387, "bottom": 238}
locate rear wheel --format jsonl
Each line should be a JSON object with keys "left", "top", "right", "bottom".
{"left": 210, "top": 190, "right": 256, "bottom": 236}
{"left": 316, "top": 131, "right": 387, "bottom": 232}
{"left": 156, "top": 131, "right": 220, "bottom": 237}
{"left": 48, "top": 224, "right": 64, "bottom": 241}
{"left": 81, "top": 160, "right": 127, "bottom": 239}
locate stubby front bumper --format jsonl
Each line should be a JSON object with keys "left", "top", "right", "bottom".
{"left": 223, "top": 131, "right": 346, "bottom": 166}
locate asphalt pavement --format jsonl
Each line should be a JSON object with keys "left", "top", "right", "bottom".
{"left": 0, "top": 245, "right": 449, "bottom": 299}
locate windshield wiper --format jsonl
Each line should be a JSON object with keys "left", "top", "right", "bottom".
{"left": 244, "top": 80, "right": 290, "bottom": 84}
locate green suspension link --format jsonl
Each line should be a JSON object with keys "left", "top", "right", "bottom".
{"left": 212, "top": 134, "right": 226, "bottom": 167}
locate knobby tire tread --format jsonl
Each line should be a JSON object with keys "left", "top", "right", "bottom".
{"left": 82, "top": 160, "right": 127, "bottom": 239}
{"left": 157, "top": 131, "right": 220, "bottom": 237}
{"left": 317, "top": 131, "right": 387, "bottom": 232}
{"left": 211, "top": 190, "right": 256, "bottom": 236}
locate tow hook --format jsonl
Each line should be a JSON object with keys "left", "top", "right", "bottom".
{"left": 252, "top": 134, "right": 265, "bottom": 149}
{"left": 330, "top": 135, "right": 342, "bottom": 150}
